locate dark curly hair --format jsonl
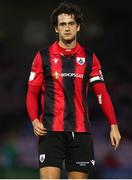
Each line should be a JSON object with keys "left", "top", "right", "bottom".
{"left": 50, "top": 1, "right": 83, "bottom": 28}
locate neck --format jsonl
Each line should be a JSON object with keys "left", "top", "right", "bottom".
{"left": 58, "top": 38, "right": 77, "bottom": 49}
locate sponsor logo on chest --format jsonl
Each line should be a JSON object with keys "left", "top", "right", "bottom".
{"left": 52, "top": 71, "right": 84, "bottom": 79}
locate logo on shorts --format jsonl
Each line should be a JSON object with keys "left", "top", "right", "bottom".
{"left": 76, "top": 161, "right": 90, "bottom": 166}
{"left": 40, "top": 154, "right": 45, "bottom": 163}
{"left": 91, "top": 160, "right": 95, "bottom": 166}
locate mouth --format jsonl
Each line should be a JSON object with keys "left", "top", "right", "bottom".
{"left": 64, "top": 33, "right": 72, "bottom": 36}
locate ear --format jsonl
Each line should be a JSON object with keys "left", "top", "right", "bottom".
{"left": 77, "top": 24, "right": 80, "bottom": 32}
{"left": 55, "top": 26, "right": 59, "bottom": 33}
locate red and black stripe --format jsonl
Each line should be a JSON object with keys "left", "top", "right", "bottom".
{"left": 82, "top": 50, "right": 93, "bottom": 131}
{"left": 61, "top": 55, "right": 76, "bottom": 131}
{"left": 40, "top": 48, "right": 55, "bottom": 130}
{"left": 40, "top": 47, "right": 93, "bottom": 132}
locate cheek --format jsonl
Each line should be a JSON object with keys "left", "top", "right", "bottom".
{"left": 60, "top": 29, "right": 65, "bottom": 34}
{"left": 73, "top": 29, "right": 78, "bottom": 34}
{"left": 57, "top": 27, "right": 62, "bottom": 32}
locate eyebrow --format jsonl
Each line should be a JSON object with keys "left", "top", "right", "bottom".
{"left": 58, "top": 21, "right": 76, "bottom": 25}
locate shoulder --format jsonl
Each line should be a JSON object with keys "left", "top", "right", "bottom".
{"left": 39, "top": 41, "right": 56, "bottom": 55}
{"left": 84, "top": 48, "right": 93, "bottom": 56}
{"left": 39, "top": 47, "right": 50, "bottom": 55}
{"left": 78, "top": 43, "right": 93, "bottom": 56}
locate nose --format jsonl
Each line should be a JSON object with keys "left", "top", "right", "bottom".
{"left": 65, "top": 24, "right": 70, "bottom": 31}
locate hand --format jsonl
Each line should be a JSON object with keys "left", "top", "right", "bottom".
{"left": 110, "top": 124, "right": 121, "bottom": 150}
{"left": 32, "top": 119, "right": 47, "bottom": 136}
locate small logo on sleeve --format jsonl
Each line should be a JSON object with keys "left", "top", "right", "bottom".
{"left": 97, "top": 94, "right": 102, "bottom": 104}
{"left": 29, "top": 72, "right": 35, "bottom": 81}
{"left": 99, "top": 70, "right": 104, "bottom": 81}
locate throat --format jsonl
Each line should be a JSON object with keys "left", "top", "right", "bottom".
{"left": 59, "top": 38, "right": 77, "bottom": 50}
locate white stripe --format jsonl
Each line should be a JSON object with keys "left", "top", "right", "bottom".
{"left": 89, "top": 76, "right": 103, "bottom": 83}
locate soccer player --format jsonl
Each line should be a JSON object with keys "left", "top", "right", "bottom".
{"left": 26, "top": 1, "right": 121, "bottom": 179}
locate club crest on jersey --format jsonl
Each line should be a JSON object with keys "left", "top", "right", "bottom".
{"left": 76, "top": 57, "right": 85, "bottom": 65}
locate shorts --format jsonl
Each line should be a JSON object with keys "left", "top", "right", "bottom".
{"left": 39, "top": 131, "right": 95, "bottom": 173}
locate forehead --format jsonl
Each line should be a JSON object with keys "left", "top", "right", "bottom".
{"left": 57, "top": 13, "right": 75, "bottom": 23}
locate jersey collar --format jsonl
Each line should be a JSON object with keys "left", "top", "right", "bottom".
{"left": 51, "top": 41, "right": 80, "bottom": 56}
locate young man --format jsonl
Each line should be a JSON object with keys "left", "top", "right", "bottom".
{"left": 26, "top": 2, "right": 121, "bottom": 179}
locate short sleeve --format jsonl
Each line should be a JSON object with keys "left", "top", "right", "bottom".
{"left": 28, "top": 51, "right": 43, "bottom": 85}
{"left": 89, "top": 53, "right": 104, "bottom": 84}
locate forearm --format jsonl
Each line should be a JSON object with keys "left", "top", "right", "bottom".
{"left": 26, "top": 84, "right": 41, "bottom": 121}
{"left": 93, "top": 82, "right": 117, "bottom": 125}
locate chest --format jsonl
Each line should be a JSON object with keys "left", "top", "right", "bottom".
{"left": 43, "top": 55, "right": 87, "bottom": 76}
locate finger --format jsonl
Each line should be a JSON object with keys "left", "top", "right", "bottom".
{"left": 114, "top": 143, "right": 119, "bottom": 150}
{"left": 35, "top": 131, "right": 46, "bottom": 136}
{"left": 34, "top": 131, "right": 38, "bottom": 136}
{"left": 114, "top": 144, "right": 118, "bottom": 150}
{"left": 35, "top": 128, "right": 47, "bottom": 136}
{"left": 110, "top": 135, "right": 115, "bottom": 147}
{"left": 34, "top": 125, "right": 46, "bottom": 134}
{"left": 35, "top": 130, "right": 46, "bottom": 136}
{"left": 114, "top": 138, "right": 120, "bottom": 150}
{"left": 36, "top": 125, "right": 46, "bottom": 132}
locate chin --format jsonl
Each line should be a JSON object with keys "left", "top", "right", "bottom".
{"left": 63, "top": 37, "right": 75, "bottom": 43}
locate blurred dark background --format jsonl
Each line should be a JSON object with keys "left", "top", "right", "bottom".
{"left": 0, "top": 0, "right": 132, "bottom": 178}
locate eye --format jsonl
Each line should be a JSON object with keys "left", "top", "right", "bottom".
{"left": 59, "top": 22, "right": 66, "bottom": 26}
{"left": 69, "top": 22, "right": 76, "bottom": 26}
